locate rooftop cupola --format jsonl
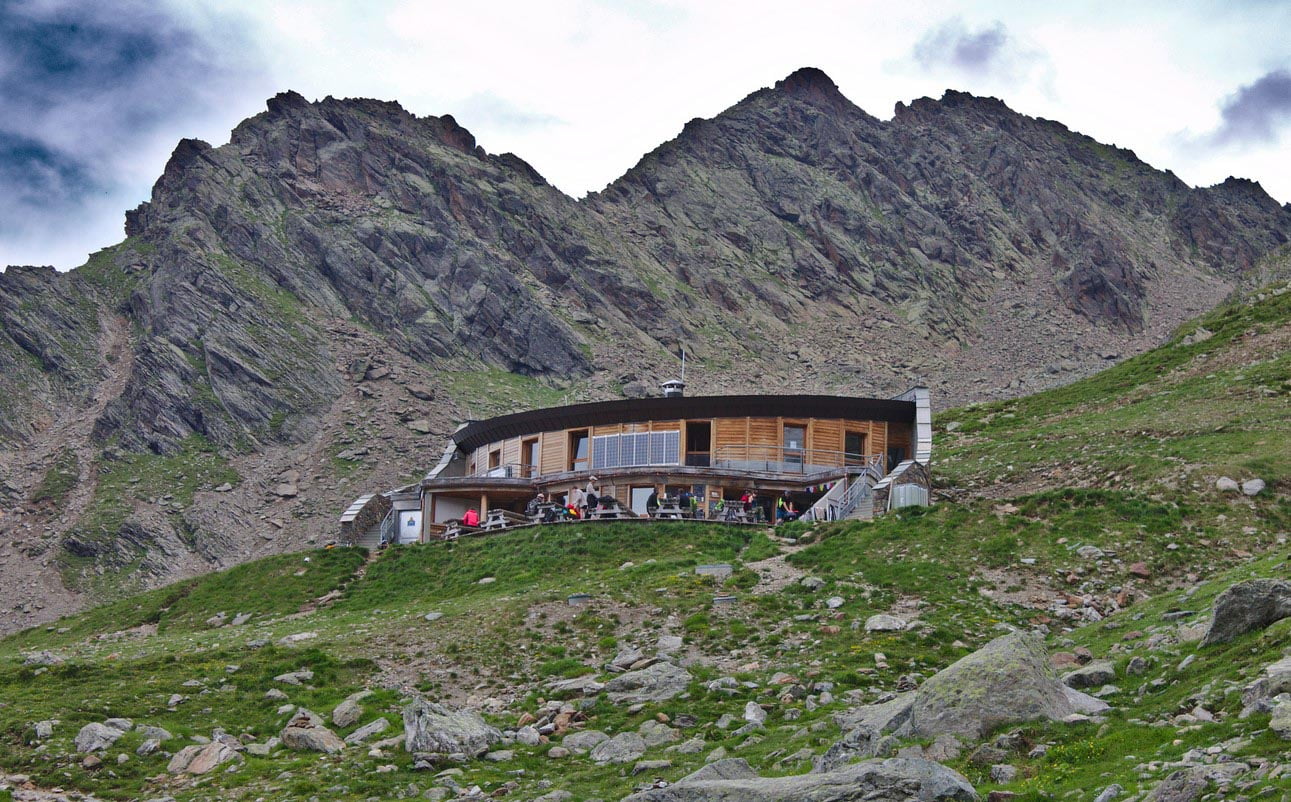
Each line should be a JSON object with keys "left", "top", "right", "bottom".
{"left": 660, "top": 378, "right": 685, "bottom": 398}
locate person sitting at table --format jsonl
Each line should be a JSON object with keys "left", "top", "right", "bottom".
{"left": 463, "top": 507, "right": 480, "bottom": 527}
{"left": 646, "top": 489, "right": 659, "bottom": 516}
{"left": 678, "top": 488, "right": 692, "bottom": 517}
{"left": 525, "top": 492, "right": 546, "bottom": 517}
{"left": 775, "top": 492, "right": 798, "bottom": 523}
{"left": 741, "top": 489, "right": 755, "bottom": 513}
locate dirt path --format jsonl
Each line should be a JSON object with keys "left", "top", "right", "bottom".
{"left": 744, "top": 536, "right": 812, "bottom": 594}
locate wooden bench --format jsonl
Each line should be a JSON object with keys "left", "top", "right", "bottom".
{"left": 442, "top": 519, "right": 483, "bottom": 540}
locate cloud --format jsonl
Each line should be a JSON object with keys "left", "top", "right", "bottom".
{"left": 0, "top": 0, "right": 261, "bottom": 268}
{"left": 909, "top": 16, "right": 1051, "bottom": 88}
{"left": 913, "top": 18, "right": 1010, "bottom": 75}
{"left": 1206, "top": 68, "right": 1291, "bottom": 146}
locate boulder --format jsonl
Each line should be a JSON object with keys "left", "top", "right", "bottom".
{"left": 332, "top": 690, "right": 372, "bottom": 728}
{"left": 168, "top": 742, "right": 238, "bottom": 775}
{"left": 1201, "top": 579, "right": 1291, "bottom": 646}
{"left": 75, "top": 722, "right": 126, "bottom": 752}
{"left": 345, "top": 717, "right": 391, "bottom": 744}
{"left": 864, "top": 615, "right": 908, "bottom": 632}
{"left": 273, "top": 669, "right": 314, "bottom": 685}
{"left": 1062, "top": 660, "right": 1116, "bottom": 689}
{"left": 639, "top": 719, "right": 680, "bottom": 747}
{"left": 563, "top": 729, "right": 610, "bottom": 753}
{"left": 402, "top": 698, "right": 501, "bottom": 756}
{"left": 620, "top": 757, "right": 977, "bottom": 801}
{"left": 1063, "top": 686, "right": 1111, "bottom": 714}
{"left": 281, "top": 710, "right": 345, "bottom": 754}
{"left": 1241, "top": 478, "right": 1266, "bottom": 496}
{"left": 1241, "top": 656, "right": 1291, "bottom": 716}
{"left": 22, "top": 650, "right": 66, "bottom": 666}
{"left": 1270, "top": 695, "right": 1291, "bottom": 740}
{"left": 589, "top": 731, "right": 647, "bottom": 765}
{"left": 605, "top": 662, "right": 692, "bottom": 704}
{"left": 834, "top": 693, "right": 915, "bottom": 735}
{"left": 1215, "top": 477, "right": 1239, "bottom": 492}
{"left": 847, "top": 632, "right": 1076, "bottom": 741}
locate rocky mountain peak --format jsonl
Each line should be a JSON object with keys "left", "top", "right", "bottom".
{"left": 769, "top": 66, "right": 849, "bottom": 108}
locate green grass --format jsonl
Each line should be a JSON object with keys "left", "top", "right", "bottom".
{"left": 443, "top": 367, "right": 571, "bottom": 419}
{"left": 29, "top": 449, "right": 79, "bottom": 507}
{"left": 936, "top": 280, "right": 1291, "bottom": 492}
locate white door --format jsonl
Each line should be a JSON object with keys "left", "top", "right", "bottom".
{"left": 631, "top": 487, "right": 653, "bottom": 516}
{"left": 398, "top": 510, "right": 422, "bottom": 544}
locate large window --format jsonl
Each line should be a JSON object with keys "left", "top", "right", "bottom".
{"left": 591, "top": 431, "right": 679, "bottom": 470}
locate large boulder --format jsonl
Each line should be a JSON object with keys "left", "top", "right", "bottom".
{"left": 837, "top": 632, "right": 1078, "bottom": 742}
{"left": 281, "top": 709, "right": 345, "bottom": 754}
{"left": 590, "top": 731, "right": 647, "bottom": 765}
{"left": 604, "top": 662, "right": 692, "bottom": 704}
{"left": 1201, "top": 579, "right": 1291, "bottom": 646}
{"left": 402, "top": 698, "right": 502, "bottom": 756}
{"left": 1270, "top": 695, "right": 1291, "bottom": 740}
{"left": 1063, "top": 660, "right": 1116, "bottom": 689}
{"left": 621, "top": 757, "right": 976, "bottom": 801}
{"left": 167, "top": 742, "right": 239, "bottom": 775}
{"left": 74, "top": 722, "right": 128, "bottom": 752}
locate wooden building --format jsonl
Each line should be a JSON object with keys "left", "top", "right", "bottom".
{"left": 411, "top": 385, "right": 932, "bottom": 539}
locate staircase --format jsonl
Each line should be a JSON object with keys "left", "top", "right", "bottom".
{"left": 355, "top": 507, "right": 397, "bottom": 550}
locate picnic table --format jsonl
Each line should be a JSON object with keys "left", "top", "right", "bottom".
{"left": 442, "top": 519, "right": 483, "bottom": 539}
{"left": 588, "top": 504, "right": 634, "bottom": 520}
{"left": 652, "top": 501, "right": 685, "bottom": 519}
{"left": 484, "top": 508, "right": 529, "bottom": 530}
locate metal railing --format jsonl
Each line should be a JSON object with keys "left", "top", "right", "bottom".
{"left": 458, "top": 450, "right": 886, "bottom": 482}
{"left": 711, "top": 445, "right": 884, "bottom": 477}
{"left": 378, "top": 507, "right": 398, "bottom": 546}
{"left": 838, "top": 476, "right": 876, "bottom": 520}
{"left": 801, "top": 479, "right": 848, "bottom": 522}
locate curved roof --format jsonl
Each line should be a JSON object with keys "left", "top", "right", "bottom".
{"left": 452, "top": 394, "right": 915, "bottom": 452}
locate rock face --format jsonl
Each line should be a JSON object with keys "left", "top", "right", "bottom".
{"left": 402, "top": 698, "right": 502, "bottom": 756}
{"left": 2, "top": 66, "right": 1289, "bottom": 632}
{"left": 605, "top": 662, "right": 692, "bottom": 704}
{"left": 621, "top": 757, "right": 977, "bottom": 801}
{"left": 1201, "top": 579, "right": 1291, "bottom": 646}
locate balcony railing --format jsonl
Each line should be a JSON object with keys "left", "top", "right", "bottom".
{"left": 710, "top": 445, "right": 885, "bottom": 477}
{"left": 452, "top": 450, "right": 885, "bottom": 482}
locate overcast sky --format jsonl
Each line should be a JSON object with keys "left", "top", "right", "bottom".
{"left": 2, "top": 0, "right": 1289, "bottom": 270}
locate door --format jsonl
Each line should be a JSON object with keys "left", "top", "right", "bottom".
{"left": 397, "top": 510, "right": 422, "bottom": 544}
{"left": 685, "top": 421, "right": 711, "bottom": 466}
{"left": 521, "top": 438, "right": 539, "bottom": 478}
{"left": 630, "top": 486, "right": 654, "bottom": 516}
{"left": 783, "top": 424, "right": 806, "bottom": 472}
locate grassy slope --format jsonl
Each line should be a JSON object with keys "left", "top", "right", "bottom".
{"left": 1, "top": 284, "right": 1288, "bottom": 801}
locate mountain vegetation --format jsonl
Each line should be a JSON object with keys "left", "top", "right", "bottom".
{"left": 1, "top": 68, "right": 1289, "bottom": 630}
{"left": 0, "top": 281, "right": 1287, "bottom": 801}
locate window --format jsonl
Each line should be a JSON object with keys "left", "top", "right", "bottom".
{"left": 569, "top": 430, "right": 590, "bottom": 472}
{"left": 488, "top": 450, "right": 501, "bottom": 470}
{"left": 845, "top": 431, "right": 866, "bottom": 464}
